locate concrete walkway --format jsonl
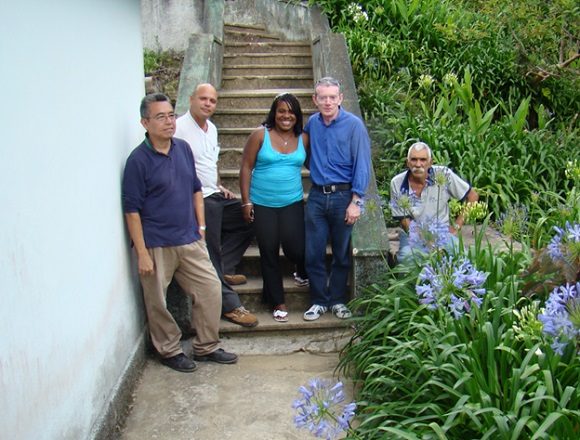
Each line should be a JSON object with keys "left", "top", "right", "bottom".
{"left": 120, "top": 351, "right": 352, "bottom": 440}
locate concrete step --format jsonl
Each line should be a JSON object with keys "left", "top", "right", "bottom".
{"left": 223, "top": 41, "right": 311, "bottom": 55}
{"left": 232, "top": 275, "right": 311, "bottom": 311}
{"left": 220, "top": 309, "right": 353, "bottom": 335}
{"left": 223, "top": 64, "right": 313, "bottom": 76}
{"left": 217, "top": 88, "right": 314, "bottom": 109}
{"left": 223, "top": 53, "right": 312, "bottom": 66}
{"left": 224, "top": 23, "right": 267, "bottom": 34}
{"left": 221, "top": 74, "right": 314, "bottom": 90}
{"left": 212, "top": 107, "right": 317, "bottom": 128}
{"left": 217, "top": 127, "right": 254, "bottom": 149}
{"left": 233, "top": 239, "right": 328, "bottom": 277}
{"left": 224, "top": 30, "right": 281, "bottom": 43}
{"left": 219, "top": 313, "right": 354, "bottom": 355}
{"left": 218, "top": 146, "right": 243, "bottom": 168}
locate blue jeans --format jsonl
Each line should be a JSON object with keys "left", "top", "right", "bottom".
{"left": 305, "top": 188, "right": 353, "bottom": 307}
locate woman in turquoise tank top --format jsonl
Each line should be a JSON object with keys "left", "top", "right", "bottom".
{"left": 240, "top": 93, "right": 309, "bottom": 323}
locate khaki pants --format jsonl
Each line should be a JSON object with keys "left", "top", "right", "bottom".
{"left": 139, "top": 241, "right": 222, "bottom": 358}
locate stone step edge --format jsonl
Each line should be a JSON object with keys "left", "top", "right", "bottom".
{"left": 214, "top": 231, "right": 399, "bottom": 261}
{"left": 218, "top": 88, "right": 313, "bottom": 97}
{"left": 224, "top": 41, "right": 310, "bottom": 47}
{"left": 219, "top": 127, "right": 269, "bottom": 134}
{"left": 219, "top": 310, "right": 353, "bottom": 334}
{"left": 235, "top": 242, "right": 331, "bottom": 259}
{"left": 214, "top": 108, "right": 317, "bottom": 115}
{"left": 225, "top": 30, "right": 281, "bottom": 41}
{"left": 232, "top": 275, "right": 310, "bottom": 295}
{"left": 223, "top": 64, "right": 313, "bottom": 69}
{"left": 224, "top": 23, "right": 267, "bottom": 32}
{"left": 224, "top": 53, "right": 312, "bottom": 58}
{"left": 222, "top": 74, "right": 314, "bottom": 80}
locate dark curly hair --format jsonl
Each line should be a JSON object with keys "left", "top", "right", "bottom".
{"left": 262, "top": 93, "right": 303, "bottom": 137}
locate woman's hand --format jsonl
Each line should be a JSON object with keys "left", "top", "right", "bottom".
{"left": 242, "top": 203, "right": 254, "bottom": 223}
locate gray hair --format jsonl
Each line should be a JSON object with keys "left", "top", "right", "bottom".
{"left": 407, "top": 141, "right": 432, "bottom": 160}
{"left": 140, "top": 93, "right": 171, "bottom": 118}
{"left": 314, "top": 76, "right": 341, "bottom": 93}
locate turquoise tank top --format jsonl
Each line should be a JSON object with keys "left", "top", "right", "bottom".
{"left": 250, "top": 128, "right": 306, "bottom": 207}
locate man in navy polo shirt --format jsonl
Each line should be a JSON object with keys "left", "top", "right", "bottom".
{"left": 303, "top": 77, "right": 371, "bottom": 321}
{"left": 122, "top": 93, "right": 237, "bottom": 372}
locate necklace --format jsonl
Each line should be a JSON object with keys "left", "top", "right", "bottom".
{"left": 275, "top": 130, "right": 293, "bottom": 147}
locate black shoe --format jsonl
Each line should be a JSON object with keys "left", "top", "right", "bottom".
{"left": 160, "top": 353, "right": 198, "bottom": 372}
{"left": 194, "top": 348, "right": 238, "bottom": 364}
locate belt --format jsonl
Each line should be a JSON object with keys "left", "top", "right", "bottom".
{"left": 312, "top": 183, "right": 352, "bottom": 194}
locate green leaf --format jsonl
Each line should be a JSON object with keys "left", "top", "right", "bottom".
{"left": 530, "top": 412, "right": 564, "bottom": 439}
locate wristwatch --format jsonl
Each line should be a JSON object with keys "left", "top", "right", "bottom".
{"left": 351, "top": 199, "right": 364, "bottom": 208}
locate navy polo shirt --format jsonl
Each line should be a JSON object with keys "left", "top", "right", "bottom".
{"left": 122, "top": 136, "right": 202, "bottom": 248}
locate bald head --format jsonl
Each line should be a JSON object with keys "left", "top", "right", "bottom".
{"left": 189, "top": 83, "right": 218, "bottom": 126}
{"left": 193, "top": 83, "right": 217, "bottom": 97}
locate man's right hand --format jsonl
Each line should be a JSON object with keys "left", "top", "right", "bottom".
{"left": 138, "top": 253, "right": 155, "bottom": 276}
{"left": 220, "top": 185, "right": 235, "bottom": 199}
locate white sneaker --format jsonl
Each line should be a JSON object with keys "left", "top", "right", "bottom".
{"left": 331, "top": 303, "right": 352, "bottom": 319}
{"left": 303, "top": 304, "right": 327, "bottom": 321}
{"left": 293, "top": 272, "right": 309, "bottom": 287}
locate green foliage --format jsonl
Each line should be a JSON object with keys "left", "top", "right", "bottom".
{"left": 462, "top": 0, "right": 580, "bottom": 121}
{"left": 141, "top": 49, "right": 184, "bottom": 103}
{"left": 371, "top": 66, "right": 578, "bottom": 236}
{"left": 308, "top": 0, "right": 578, "bottom": 240}
{"left": 143, "top": 49, "right": 161, "bottom": 75}
{"left": 302, "top": 1, "right": 580, "bottom": 437}
{"left": 309, "top": 0, "right": 579, "bottom": 124}
{"left": 339, "top": 236, "right": 580, "bottom": 438}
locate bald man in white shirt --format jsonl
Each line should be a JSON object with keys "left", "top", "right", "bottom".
{"left": 175, "top": 84, "right": 257, "bottom": 327}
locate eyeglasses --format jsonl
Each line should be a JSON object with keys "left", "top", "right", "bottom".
{"left": 148, "top": 113, "right": 176, "bottom": 122}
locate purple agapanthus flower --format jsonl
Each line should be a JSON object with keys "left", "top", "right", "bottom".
{"left": 547, "top": 222, "right": 580, "bottom": 266}
{"left": 408, "top": 217, "right": 452, "bottom": 253}
{"left": 538, "top": 282, "right": 580, "bottom": 355}
{"left": 416, "top": 256, "right": 488, "bottom": 319}
{"left": 293, "top": 378, "right": 356, "bottom": 440}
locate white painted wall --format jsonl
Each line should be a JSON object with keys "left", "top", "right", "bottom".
{"left": 0, "top": 1, "right": 146, "bottom": 438}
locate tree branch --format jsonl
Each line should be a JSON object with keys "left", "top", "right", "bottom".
{"left": 527, "top": 53, "right": 580, "bottom": 83}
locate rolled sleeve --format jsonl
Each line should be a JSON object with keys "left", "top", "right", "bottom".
{"left": 447, "top": 169, "right": 471, "bottom": 201}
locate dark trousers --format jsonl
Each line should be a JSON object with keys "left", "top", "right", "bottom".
{"left": 204, "top": 193, "right": 254, "bottom": 313}
{"left": 253, "top": 201, "right": 306, "bottom": 307}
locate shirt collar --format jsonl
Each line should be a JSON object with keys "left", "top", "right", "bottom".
{"left": 316, "top": 106, "right": 343, "bottom": 125}
{"left": 144, "top": 133, "right": 174, "bottom": 155}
